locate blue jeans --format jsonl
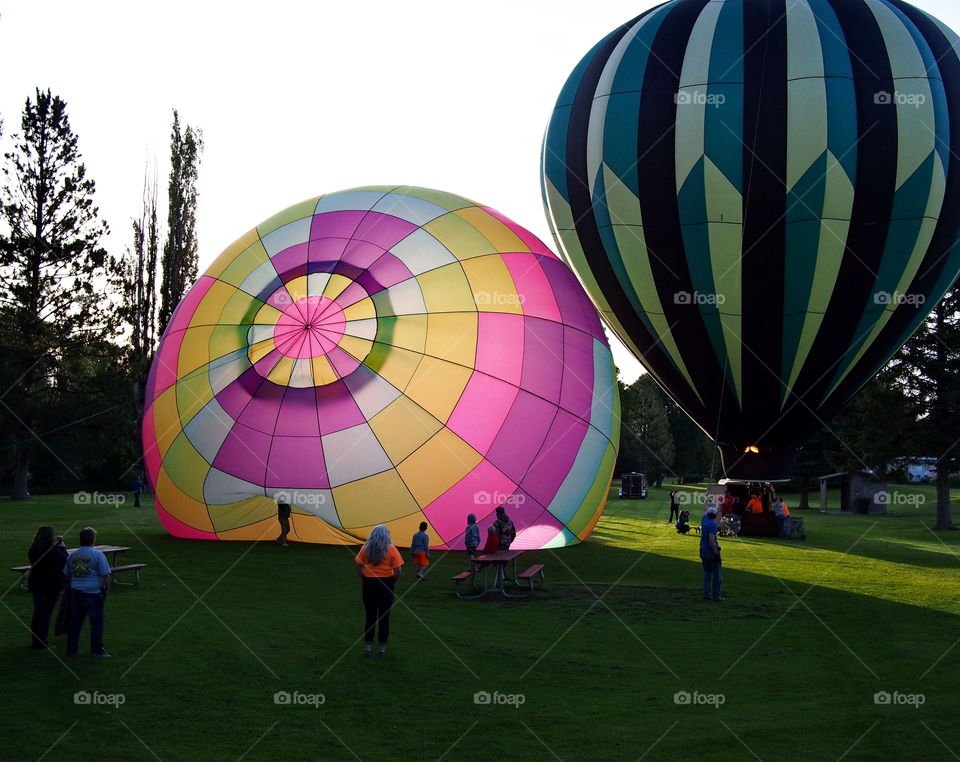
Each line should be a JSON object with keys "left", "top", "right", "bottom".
{"left": 778, "top": 516, "right": 789, "bottom": 538}
{"left": 67, "top": 590, "right": 106, "bottom": 655}
{"left": 31, "top": 590, "right": 60, "bottom": 647}
{"left": 701, "top": 557, "right": 722, "bottom": 599}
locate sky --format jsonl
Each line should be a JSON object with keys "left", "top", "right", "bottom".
{"left": 2, "top": 0, "right": 959, "bottom": 384}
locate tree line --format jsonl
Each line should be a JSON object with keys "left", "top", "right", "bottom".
{"left": 1, "top": 88, "right": 956, "bottom": 532}
{"left": 0, "top": 88, "right": 202, "bottom": 499}
{"left": 617, "top": 292, "right": 959, "bottom": 531}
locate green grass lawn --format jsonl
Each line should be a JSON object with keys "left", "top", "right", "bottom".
{"left": 2, "top": 487, "right": 959, "bottom": 761}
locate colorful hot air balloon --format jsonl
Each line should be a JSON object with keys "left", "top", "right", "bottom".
{"left": 543, "top": 0, "right": 960, "bottom": 479}
{"left": 143, "top": 186, "right": 619, "bottom": 548}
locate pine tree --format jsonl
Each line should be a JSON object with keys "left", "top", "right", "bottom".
{"left": 121, "top": 166, "right": 160, "bottom": 370}
{"left": 158, "top": 110, "right": 202, "bottom": 331}
{"left": 619, "top": 375, "right": 675, "bottom": 486}
{"left": 116, "top": 165, "right": 161, "bottom": 474}
{"left": 892, "top": 288, "right": 960, "bottom": 530}
{"left": 0, "top": 88, "right": 115, "bottom": 499}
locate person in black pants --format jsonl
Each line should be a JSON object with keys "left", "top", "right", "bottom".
{"left": 275, "top": 499, "right": 291, "bottom": 547}
{"left": 668, "top": 490, "right": 681, "bottom": 523}
{"left": 27, "top": 526, "right": 68, "bottom": 649}
{"left": 354, "top": 525, "right": 404, "bottom": 659}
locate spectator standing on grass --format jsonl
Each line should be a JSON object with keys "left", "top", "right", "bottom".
{"left": 773, "top": 497, "right": 791, "bottom": 538}
{"left": 464, "top": 513, "right": 480, "bottom": 555}
{"left": 355, "top": 525, "right": 403, "bottom": 659}
{"left": 410, "top": 522, "right": 431, "bottom": 581}
{"left": 133, "top": 476, "right": 143, "bottom": 507}
{"left": 27, "top": 526, "right": 68, "bottom": 650}
{"left": 276, "top": 499, "right": 291, "bottom": 547}
{"left": 668, "top": 490, "right": 681, "bottom": 523}
{"left": 493, "top": 506, "right": 516, "bottom": 550}
{"left": 464, "top": 513, "right": 481, "bottom": 572}
{"left": 64, "top": 527, "right": 112, "bottom": 657}
{"left": 699, "top": 506, "right": 723, "bottom": 601}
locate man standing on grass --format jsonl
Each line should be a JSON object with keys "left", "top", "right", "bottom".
{"left": 64, "top": 527, "right": 112, "bottom": 657}
{"left": 700, "top": 505, "right": 723, "bottom": 601}
{"left": 493, "top": 506, "right": 516, "bottom": 551}
{"left": 276, "top": 499, "right": 291, "bottom": 547}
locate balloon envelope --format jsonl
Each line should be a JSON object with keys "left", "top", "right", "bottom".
{"left": 143, "top": 186, "right": 619, "bottom": 548}
{"left": 542, "top": 0, "right": 960, "bottom": 479}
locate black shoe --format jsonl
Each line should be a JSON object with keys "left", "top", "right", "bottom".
{"left": 92, "top": 651, "right": 112, "bottom": 658}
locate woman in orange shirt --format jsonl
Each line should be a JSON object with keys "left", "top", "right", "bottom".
{"left": 355, "top": 525, "right": 404, "bottom": 659}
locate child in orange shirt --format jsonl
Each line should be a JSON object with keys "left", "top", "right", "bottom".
{"left": 410, "top": 522, "right": 431, "bottom": 581}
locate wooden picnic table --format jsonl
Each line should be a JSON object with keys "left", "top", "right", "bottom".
{"left": 11, "top": 544, "right": 145, "bottom": 590}
{"left": 80, "top": 545, "right": 133, "bottom": 566}
{"left": 452, "top": 549, "right": 545, "bottom": 599}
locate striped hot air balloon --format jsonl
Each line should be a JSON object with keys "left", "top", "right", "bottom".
{"left": 543, "top": 0, "right": 960, "bottom": 479}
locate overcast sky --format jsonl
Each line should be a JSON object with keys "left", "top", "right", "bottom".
{"left": 2, "top": 0, "right": 959, "bottom": 383}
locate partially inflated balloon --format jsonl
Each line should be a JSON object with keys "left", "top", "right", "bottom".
{"left": 143, "top": 186, "right": 619, "bottom": 548}
{"left": 543, "top": 0, "right": 960, "bottom": 479}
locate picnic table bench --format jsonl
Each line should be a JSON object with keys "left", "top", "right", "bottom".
{"left": 10, "top": 545, "right": 146, "bottom": 590}
{"left": 452, "top": 550, "right": 545, "bottom": 599}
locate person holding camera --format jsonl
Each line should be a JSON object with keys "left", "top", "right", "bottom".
{"left": 63, "top": 527, "right": 112, "bottom": 657}
{"left": 27, "top": 526, "right": 68, "bottom": 649}
{"left": 668, "top": 490, "right": 681, "bottom": 523}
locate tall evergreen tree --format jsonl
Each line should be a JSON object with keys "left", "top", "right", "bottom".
{"left": 824, "top": 368, "right": 920, "bottom": 479}
{"left": 664, "top": 392, "right": 717, "bottom": 483}
{"left": 117, "top": 166, "right": 161, "bottom": 472}
{"left": 125, "top": 167, "right": 160, "bottom": 368}
{"left": 158, "top": 110, "right": 202, "bottom": 331}
{"left": 892, "top": 288, "right": 960, "bottom": 530}
{"left": 618, "top": 375, "right": 675, "bottom": 486}
{"left": 0, "top": 88, "right": 115, "bottom": 499}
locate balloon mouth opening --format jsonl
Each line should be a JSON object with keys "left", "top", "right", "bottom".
{"left": 246, "top": 282, "right": 376, "bottom": 387}
{"left": 719, "top": 444, "right": 796, "bottom": 481}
